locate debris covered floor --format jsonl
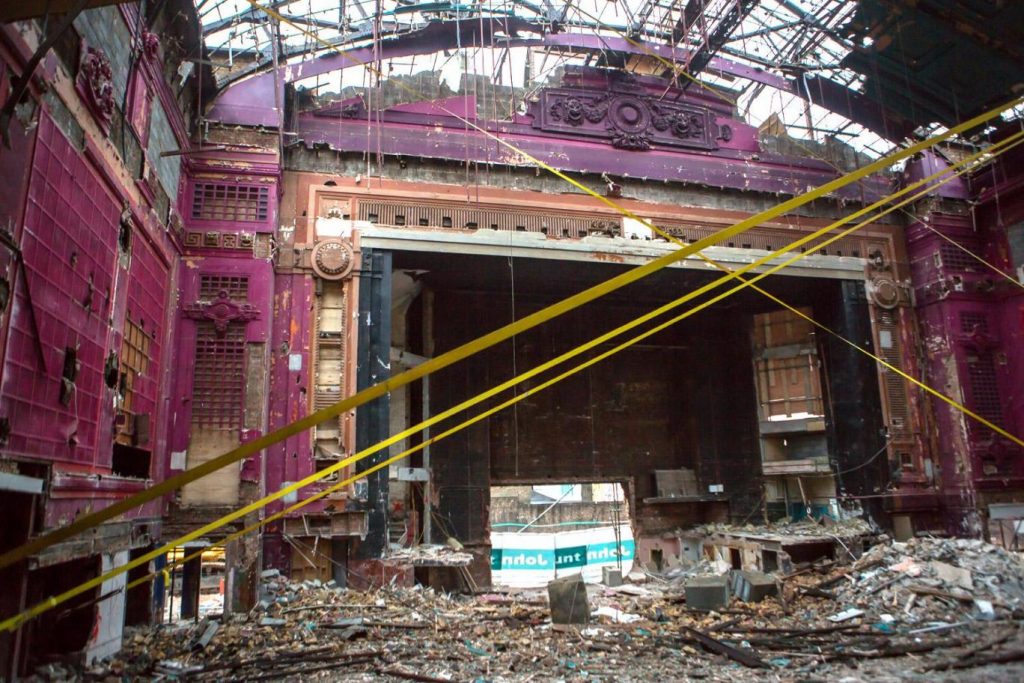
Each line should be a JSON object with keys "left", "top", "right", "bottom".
{"left": 68, "top": 535, "right": 1024, "bottom": 682}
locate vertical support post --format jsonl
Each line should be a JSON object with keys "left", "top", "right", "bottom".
{"left": 179, "top": 551, "right": 202, "bottom": 621}
{"left": 224, "top": 526, "right": 259, "bottom": 615}
{"left": 355, "top": 248, "right": 392, "bottom": 559}
{"left": 822, "top": 280, "right": 888, "bottom": 522}
{"left": 422, "top": 288, "right": 434, "bottom": 545}
{"left": 330, "top": 539, "right": 348, "bottom": 588}
{"left": 152, "top": 553, "right": 166, "bottom": 624}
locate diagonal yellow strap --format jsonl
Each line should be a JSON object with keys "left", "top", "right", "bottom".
{"left": 5, "top": 128, "right": 1021, "bottom": 633}
{"left": 3, "top": 0, "right": 1018, "bottom": 574}
{"left": 131, "top": 131, "right": 1024, "bottom": 595}
{"left": 1, "top": 67, "right": 1018, "bottom": 569}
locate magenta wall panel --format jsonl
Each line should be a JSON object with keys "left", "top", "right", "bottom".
{"left": 167, "top": 256, "right": 274, "bottom": 480}
{"left": 0, "top": 60, "right": 38, "bottom": 393}
{"left": 0, "top": 112, "right": 120, "bottom": 468}
{"left": 264, "top": 273, "right": 315, "bottom": 517}
{"left": 125, "top": 233, "right": 172, "bottom": 455}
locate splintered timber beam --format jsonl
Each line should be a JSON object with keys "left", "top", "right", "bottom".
{"left": 682, "top": 626, "right": 770, "bottom": 668}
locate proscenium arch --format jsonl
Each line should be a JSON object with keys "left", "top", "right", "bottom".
{"left": 206, "top": 17, "right": 907, "bottom": 138}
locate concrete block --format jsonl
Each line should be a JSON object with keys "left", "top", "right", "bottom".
{"left": 685, "top": 575, "right": 730, "bottom": 610}
{"left": 736, "top": 571, "right": 779, "bottom": 603}
{"left": 602, "top": 567, "right": 622, "bottom": 587}
{"left": 548, "top": 574, "right": 590, "bottom": 624}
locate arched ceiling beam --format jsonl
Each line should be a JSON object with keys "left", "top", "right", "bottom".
{"left": 206, "top": 17, "right": 910, "bottom": 140}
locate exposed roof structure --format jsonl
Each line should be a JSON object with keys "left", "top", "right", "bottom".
{"left": 195, "top": 1, "right": 1024, "bottom": 158}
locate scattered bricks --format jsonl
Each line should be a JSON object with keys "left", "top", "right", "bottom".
{"left": 602, "top": 567, "right": 623, "bottom": 587}
{"left": 685, "top": 576, "right": 730, "bottom": 610}
{"left": 548, "top": 574, "right": 590, "bottom": 624}
{"left": 735, "top": 571, "right": 779, "bottom": 603}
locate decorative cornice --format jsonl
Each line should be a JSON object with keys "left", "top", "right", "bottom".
{"left": 532, "top": 86, "right": 718, "bottom": 152}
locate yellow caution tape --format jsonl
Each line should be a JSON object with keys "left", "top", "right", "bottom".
{"left": 129, "top": 131, "right": 1024, "bottom": 597}
{"left": 5, "top": 88, "right": 1011, "bottom": 576}
{"left": 8, "top": 128, "right": 1021, "bottom": 632}
{"left": 1, "top": 64, "right": 1019, "bottom": 572}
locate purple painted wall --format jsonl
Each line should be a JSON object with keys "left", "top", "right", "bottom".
{"left": 904, "top": 151, "right": 1024, "bottom": 533}
{"left": 167, "top": 256, "right": 275, "bottom": 482}
{"left": 264, "top": 273, "right": 315, "bottom": 516}
{"left": 0, "top": 109, "right": 173, "bottom": 526}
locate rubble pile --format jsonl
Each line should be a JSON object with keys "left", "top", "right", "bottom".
{"left": 803, "top": 537, "right": 1024, "bottom": 622}
{"left": 699, "top": 516, "right": 876, "bottom": 539}
{"left": 68, "top": 537, "right": 1024, "bottom": 682}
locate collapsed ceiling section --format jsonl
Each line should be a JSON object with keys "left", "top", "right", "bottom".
{"left": 195, "top": 1, "right": 1023, "bottom": 157}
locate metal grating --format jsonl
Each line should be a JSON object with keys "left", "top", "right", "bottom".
{"left": 939, "top": 243, "right": 980, "bottom": 272}
{"left": 199, "top": 274, "right": 249, "bottom": 302}
{"left": 966, "top": 354, "right": 1004, "bottom": 436}
{"left": 959, "top": 311, "right": 989, "bottom": 335}
{"left": 876, "top": 310, "right": 909, "bottom": 434}
{"left": 190, "top": 321, "right": 245, "bottom": 429}
{"left": 357, "top": 200, "right": 610, "bottom": 238}
{"left": 191, "top": 182, "right": 269, "bottom": 223}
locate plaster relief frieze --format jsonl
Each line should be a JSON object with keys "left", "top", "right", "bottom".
{"left": 77, "top": 45, "right": 115, "bottom": 132}
{"left": 311, "top": 238, "right": 355, "bottom": 281}
{"left": 141, "top": 31, "right": 161, "bottom": 62}
{"left": 534, "top": 87, "right": 716, "bottom": 152}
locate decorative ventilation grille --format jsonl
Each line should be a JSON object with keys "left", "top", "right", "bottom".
{"left": 190, "top": 322, "right": 245, "bottom": 429}
{"left": 939, "top": 243, "right": 979, "bottom": 272}
{"left": 357, "top": 200, "right": 609, "bottom": 238}
{"left": 959, "top": 311, "right": 989, "bottom": 334}
{"left": 191, "top": 183, "right": 269, "bottom": 223}
{"left": 966, "top": 354, "right": 1003, "bottom": 436}
{"left": 199, "top": 275, "right": 249, "bottom": 303}
{"left": 876, "top": 310, "right": 909, "bottom": 434}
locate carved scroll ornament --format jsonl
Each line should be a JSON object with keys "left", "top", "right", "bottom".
{"left": 78, "top": 46, "right": 115, "bottom": 130}
{"left": 535, "top": 87, "right": 716, "bottom": 152}
{"left": 183, "top": 290, "right": 259, "bottom": 336}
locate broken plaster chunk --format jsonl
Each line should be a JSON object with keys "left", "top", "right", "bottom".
{"left": 592, "top": 606, "right": 640, "bottom": 624}
{"left": 973, "top": 599, "right": 995, "bottom": 620}
{"left": 260, "top": 569, "right": 281, "bottom": 580}
{"left": 827, "top": 608, "right": 865, "bottom": 622}
{"left": 548, "top": 574, "right": 590, "bottom": 625}
{"left": 259, "top": 617, "right": 287, "bottom": 627}
{"left": 602, "top": 567, "right": 623, "bottom": 587}
{"left": 927, "top": 560, "right": 973, "bottom": 590}
{"left": 684, "top": 576, "right": 729, "bottom": 611}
